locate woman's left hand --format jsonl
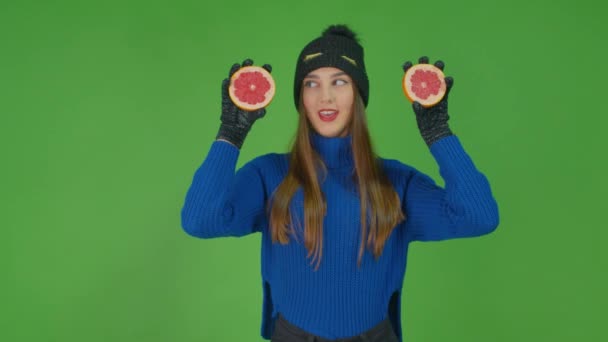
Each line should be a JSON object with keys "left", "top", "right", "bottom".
{"left": 402, "top": 56, "right": 454, "bottom": 147}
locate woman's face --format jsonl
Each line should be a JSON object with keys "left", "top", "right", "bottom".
{"left": 302, "top": 67, "right": 355, "bottom": 138}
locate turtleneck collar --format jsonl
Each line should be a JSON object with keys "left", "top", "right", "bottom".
{"left": 310, "top": 132, "right": 354, "bottom": 169}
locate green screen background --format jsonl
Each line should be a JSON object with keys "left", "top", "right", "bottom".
{"left": 3, "top": 0, "right": 606, "bottom": 341}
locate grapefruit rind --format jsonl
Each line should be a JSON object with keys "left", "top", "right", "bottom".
{"left": 402, "top": 64, "right": 447, "bottom": 108}
{"left": 228, "top": 66, "right": 276, "bottom": 111}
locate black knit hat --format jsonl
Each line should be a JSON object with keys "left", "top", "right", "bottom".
{"left": 294, "top": 24, "right": 369, "bottom": 109}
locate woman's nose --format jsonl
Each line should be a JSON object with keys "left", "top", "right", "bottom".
{"left": 320, "top": 86, "right": 333, "bottom": 104}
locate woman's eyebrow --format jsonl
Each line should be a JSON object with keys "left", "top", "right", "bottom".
{"left": 304, "top": 72, "right": 347, "bottom": 79}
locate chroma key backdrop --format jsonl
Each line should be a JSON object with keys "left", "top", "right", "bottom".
{"left": 2, "top": 0, "right": 606, "bottom": 341}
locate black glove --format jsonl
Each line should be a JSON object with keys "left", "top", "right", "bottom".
{"left": 216, "top": 59, "right": 272, "bottom": 149}
{"left": 402, "top": 56, "right": 454, "bottom": 147}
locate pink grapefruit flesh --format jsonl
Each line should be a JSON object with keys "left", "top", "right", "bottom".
{"left": 402, "top": 64, "right": 446, "bottom": 108}
{"left": 228, "top": 66, "right": 275, "bottom": 111}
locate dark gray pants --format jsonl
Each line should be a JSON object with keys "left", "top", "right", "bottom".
{"left": 271, "top": 314, "right": 399, "bottom": 342}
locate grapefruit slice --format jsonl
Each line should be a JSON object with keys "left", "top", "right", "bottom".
{"left": 228, "top": 66, "right": 275, "bottom": 111}
{"left": 402, "top": 64, "right": 447, "bottom": 108}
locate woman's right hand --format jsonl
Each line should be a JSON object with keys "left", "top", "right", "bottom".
{"left": 402, "top": 56, "right": 453, "bottom": 147}
{"left": 215, "top": 59, "right": 272, "bottom": 149}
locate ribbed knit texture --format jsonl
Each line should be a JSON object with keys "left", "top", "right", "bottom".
{"left": 181, "top": 133, "right": 499, "bottom": 341}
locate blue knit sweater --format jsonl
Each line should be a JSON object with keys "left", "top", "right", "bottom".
{"left": 181, "top": 133, "right": 499, "bottom": 341}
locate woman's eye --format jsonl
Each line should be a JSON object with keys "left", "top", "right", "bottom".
{"left": 334, "top": 79, "right": 347, "bottom": 86}
{"left": 304, "top": 80, "right": 318, "bottom": 88}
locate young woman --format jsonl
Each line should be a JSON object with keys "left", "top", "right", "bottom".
{"left": 181, "top": 25, "right": 499, "bottom": 342}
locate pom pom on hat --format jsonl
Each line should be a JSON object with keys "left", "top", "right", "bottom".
{"left": 322, "top": 24, "right": 359, "bottom": 42}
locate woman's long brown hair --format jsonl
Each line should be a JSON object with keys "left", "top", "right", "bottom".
{"left": 269, "top": 91, "right": 405, "bottom": 270}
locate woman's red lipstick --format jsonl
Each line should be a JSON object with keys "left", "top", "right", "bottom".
{"left": 318, "top": 109, "right": 338, "bottom": 122}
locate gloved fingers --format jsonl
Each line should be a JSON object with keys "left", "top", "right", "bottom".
{"left": 412, "top": 101, "right": 424, "bottom": 114}
{"left": 434, "top": 60, "right": 445, "bottom": 70}
{"left": 242, "top": 58, "right": 254, "bottom": 67}
{"left": 229, "top": 63, "right": 240, "bottom": 78}
{"left": 262, "top": 64, "right": 272, "bottom": 73}
{"left": 418, "top": 56, "right": 429, "bottom": 64}
{"left": 221, "top": 78, "right": 230, "bottom": 99}
{"left": 245, "top": 107, "right": 266, "bottom": 120}
{"left": 256, "top": 108, "right": 267, "bottom": 119}
{"left": 445, "top": 76, "right": 454, "bottom": 95}
{"left": 402, "top": 61, "right": 413, "bottom": 73}
{"left": 229, "top": 59, "right": 269, "bottom": 79}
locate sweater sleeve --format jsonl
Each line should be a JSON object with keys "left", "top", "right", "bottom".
{"left": 180, "top": 140, "right": 267, "bottom": 238}
{"left": 404, "top": 135, "right": 499, "bottom": 242}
